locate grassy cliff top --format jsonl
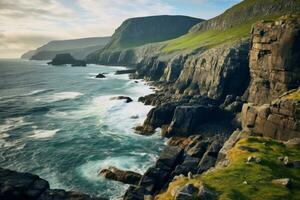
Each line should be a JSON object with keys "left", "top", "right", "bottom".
{"left": 162, "top": 0, "right": 300, "bottom": 53}
{"left": 156, "top": 137, "right": 300, "bottom": 200}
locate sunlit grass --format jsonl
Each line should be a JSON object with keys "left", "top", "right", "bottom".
{"left": 156, "top": 137, "right": 300, "bottom": 200}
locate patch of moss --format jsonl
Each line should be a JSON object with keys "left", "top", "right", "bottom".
{"left": 284, "top": 90, "right": 300, "bottom": 100}
{"left": 156, "top": 137, "right": 300, "bottom": 200}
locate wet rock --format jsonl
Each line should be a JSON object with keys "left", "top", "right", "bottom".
{"left": 115, "top": 69, "right": 136, "bottom": 75}
{"left": 272, "top": 178, "right": 291, "bottom": 188}
{"left": 139, "top": 103, "right": 177, "bottom": 134}
{"left": 96, "top": 73, "right": 106, "bottom": 78}
{"left": 123, "top": 186, "right": 150, "bottom": 200}
{"left": 37, "top": 190, "right": 106, "bottom": 200}
{"left": 0, "top": 167, "right": 49, "bottom": 200}
{"left": 98, "top": 166, "right": 142, "bottom": 185}
{"left": 110, "top": 96, "right": 133, "bottom": 103}
{"left": 0, "top": 168, "right": 105, "bottom": 200}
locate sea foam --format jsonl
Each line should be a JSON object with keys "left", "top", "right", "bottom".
{"left": 36, "top": 92, "right": 83, "bottom": 102}
{"left": 28, "top": 128, "right": 59, "bottom": 139}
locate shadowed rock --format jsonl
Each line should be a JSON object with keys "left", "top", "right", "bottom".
{"left": 98, "top": 167, "right": 142, "bottom": 185}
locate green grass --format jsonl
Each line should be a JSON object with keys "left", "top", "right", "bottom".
{"left": 156, "top": 137, "right": 300, "bottom": 200}
{"left": 162, "top": 21, "right": 252, "bottom": 53}
{"left": 284, "top": 90, "right": 300, "bottom": 100}
{"left": 162, "top": 15, "right": 284, "bottom": 53}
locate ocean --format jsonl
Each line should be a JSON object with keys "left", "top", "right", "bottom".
{"left": 0, "top": 59, "right": 165, "bottom": 199}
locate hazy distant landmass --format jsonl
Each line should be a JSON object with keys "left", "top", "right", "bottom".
{"left": 21, "top": 37, "right": 111, "bottom": 60}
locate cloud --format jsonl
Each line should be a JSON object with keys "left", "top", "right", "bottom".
{"left": 0, "top": 0, "right": 242, "bottom": 58}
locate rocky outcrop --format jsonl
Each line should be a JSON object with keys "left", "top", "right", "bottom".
{"left": 110, "top": 96, "right": 133, "bottom": 103}
{"left": 173, "top": 41, "right": 250, "bottom": 100}
{"left": 246, "top": 16, "right": 300, "bottom": 104}
{"left": 48, "top": 53, "right": 86, "bottom": 66}
{"left": 242, "top": 88, "right": 300, "bottom": 141}
{"left": 98, "top": 167, "right": 142, "bottom": 185}
{"left": 0, "top": 168, "right": 106, "bottom": 200}
{"left": 166, "top": 105, "right": 230, "bottom": 137}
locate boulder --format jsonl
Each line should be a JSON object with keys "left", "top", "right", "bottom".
{"left": 174, "top": 184, "right": 199, "bottom": 200}
{"left": 139, "top": 102, "right": 177, "bottom": 134}
{"left": 156, "top": 146, "right": 184, "bottom": 168}
{"left": 272, "top": 178, "right": 291, "bottom": 188}
{"left": 0, "top": 167, "right": 49, "bottom": 200}
{"left": 95, "top": 73, "right": 106, "bottom": 78}
{"left": 186, "top": 141, "right": 208, "bottom": 158}
{"left": 110, "top": 96, "right": 133, "bottom": 103}
{"left": 98, "top": 167, "right": 142, "bottom": 185}
{"left": 37, "top": 190, "right": 106, "bottom": 200}
{"left": 197, "top": 185, "right": 217, "bottom": 200}
{"left": 123, "top": 186, "right": 150, "bottom": 200}
{"left": 0, "top": 168, "right": 105, "bottom": 200}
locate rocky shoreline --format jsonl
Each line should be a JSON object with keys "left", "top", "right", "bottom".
{"left": 1, "top": 16, "right": 300, "bottom": 200}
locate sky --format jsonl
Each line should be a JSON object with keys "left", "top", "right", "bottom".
{"left": 0, "top": 0, "right": 242, "bottom": 58}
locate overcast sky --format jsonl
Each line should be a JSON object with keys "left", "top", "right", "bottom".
{"left": 0, "top": 0, "right": 242, "bottom": 58}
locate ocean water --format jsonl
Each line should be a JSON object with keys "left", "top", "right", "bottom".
{"left": 0, "top": 59, "right": 165, "bottom": 199}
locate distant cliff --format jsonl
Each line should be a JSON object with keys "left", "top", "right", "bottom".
{"left": 21, "top": 37, "right": 110, "bottom": 60}
{"left": 87, "top": 15, "right": 203, "bottom": 63}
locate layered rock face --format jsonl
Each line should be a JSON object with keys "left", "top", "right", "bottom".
{"left": 173, "top": 41, "right": 250, "bottom": 99}
{"left": 242, "top": 89, "right": 300, "bottom": 141}
{"left": 247, "top": 16, "right": 300, "bottom": 104}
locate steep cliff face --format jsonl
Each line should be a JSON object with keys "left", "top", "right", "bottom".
{"left": 173, "top": 41, "right": 250, "bottom": 99}
{"left": 246, "top": 16, "right": 300, "bottom": 104}
{"left": 190, "top": 0, "right": 300, "bottom": 33}
{"left": 242, "top": 88, "right": 300, "bottom": 141}
{"left": 104, "top": 15, "right": 202, "bottom": 51}
{"left": 86, "top": 15, "right": 202, "bottom": 64}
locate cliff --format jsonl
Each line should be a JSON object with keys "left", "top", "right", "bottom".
{"left": 86, "top": 15, "right": 203, "bottom": 64}
{"left": 122, "top": 14, "right": 300, "bottom": 200}
{"left": 21, "top": 37, "right": 110, "bottom": 60}
{"left": 246, "top": 16, "right": 300, "bottom": 104}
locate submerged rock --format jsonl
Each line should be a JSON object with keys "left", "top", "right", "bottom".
{"left": 98, "top": 167, "right": 142, "bottom": 185}
{"left": 110, "top": 96, "right": 133, "bottom": 103}
{"left": 95, "top": 73, "right": 106, "bottom": 78}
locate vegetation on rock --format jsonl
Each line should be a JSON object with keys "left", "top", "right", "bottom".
{"left": 156, "top": 137, "right": 300, "bottom": 200}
